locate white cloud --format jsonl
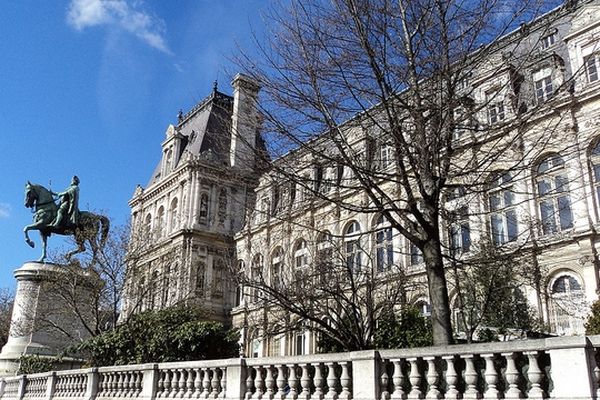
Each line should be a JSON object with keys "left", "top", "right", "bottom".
{"left": 0, "top": 203, "right": 10, "bottom": 219}
{"left": 67, "top": 0, "right": 171, "bottom": 54}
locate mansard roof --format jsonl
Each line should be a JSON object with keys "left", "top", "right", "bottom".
{"left": 147, "top": 88, "right": 234, "bottom": 187}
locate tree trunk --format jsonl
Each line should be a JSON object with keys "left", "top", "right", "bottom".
{"left": 423, "top": 239, "right": 454, "bottom": 345}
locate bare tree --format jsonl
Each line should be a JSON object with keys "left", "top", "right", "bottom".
{"left": 233, "top": 0, "right": 584, "bottom": 345}
{"left": 0, "top": 288, "right": 14, "bottom": 349}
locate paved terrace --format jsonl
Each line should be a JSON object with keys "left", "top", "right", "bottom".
{"left": 0, "top": 336, "right": 598, "bottom": 400}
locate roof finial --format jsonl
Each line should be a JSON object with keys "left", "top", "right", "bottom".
{"left": 213, "top": 80, "right": 218, "bottom": 93}
{"left": 177, "top": 109, "right": 183, "bottom": 121}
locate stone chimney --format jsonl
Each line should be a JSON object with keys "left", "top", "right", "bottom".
{"left": 230, "top": 73, "right": 261, "bottom": 169}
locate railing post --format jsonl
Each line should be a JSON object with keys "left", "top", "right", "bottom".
{"left": 225, "top": 358, "right": 246, "bottom": 400}
{"left": 141, "top": 364, "right": 159, "bottom": 400}
{"left": 45, "top": 372, "right": 56, "bottom": 400}
{"left": 16, "top": 375, "right": 26, "bottom": 400}
{"left": 546, "top": 336, "right": 595, "bottom": 399}
{"left": 351, "top": 350, "right": 379, "bottom": 400}
{"left": 84, "top": 368, "right": 98, "bottom": 400}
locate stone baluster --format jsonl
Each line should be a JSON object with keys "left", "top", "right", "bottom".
{"left": 157, "top": 370, "right": 166, "bottom": 398}
{"left": 185, "top": 369, "right": 194, "bottom": 398}
{"left": 195, "top": 368, "right": 202, "bottom": 399}
{"left": 339, "top": 362, "right": 351, "bottom": 400}
{"left": 178, "top": 369, "right": 187, "bottom": 398}
{"left": 288, "top": 365, "right": 299, "bottom": 400}
{"left": 275, "top": 365, "right": 287, "bottom": 400}
{"left": 219, "top": 367, "right": 226, "bottom": 399}
{"left": 118, "top": 372, "right": 126, "bottom": 396}
{"left": 482, "top": 354, "right": 499, "bottom": 399}
{"left": 380, "top": 361, "right": 390, "bottom": 400}
{"left": 464, "top": 355, "right": 480, "bottom": 399}
{"left": 70, "top": 375, "right": 76, "bottom": 396}
{"left": 264, "top": 366, "right": 275, "bottom": 399}
{"left": 442, "top": 356, "right": 458, "bottom": 400}
{"left": 210, "top": 368, "right": 221, "bottom": 398}
{"left": 502, "top": 352, "right": 523, "bottom": 399}
{"left": 407, "top": 358, "right": 422, "bottom": 399}
{"left": 244, "top": 368, "right": 254, "bottom": 400}
{"left": 313, "top": 363, "right": 325, "bottom": 400}
{"left": 164, "top": 370, "right": 173, "bottom": 398}
{"left": 107, "top": 373, "right": 115, "bottom": 397}
{"left": 525, "top": 352, "right": 544, "bottom": 399}
{"left": 424, "top": 357, "right": 441, "bottom": 399}
{"left": 298, "top": 364, "right": 311, "bottom": 400}
{"left": 135, "top": 371, "right": 143, "bottom": 396}
{"left": 390, "top": 359, "right": 405, "bottom": 400}
{"left": 325, "top": 362, "right": 339, "bottom": 400}
{"left": 253, "top": 366, "right": 264, "bottom": 400}
{"left": 595, "top": 366, "right": 600, "bottom": 400}
{"left": 172, "top": 369, "right": 181, "bottom": 398}
{"left": 202, "top": 368, "right": 211, "bottom": 399}
{"left": 123, "top": 372, "right": 132, "bottom": 397}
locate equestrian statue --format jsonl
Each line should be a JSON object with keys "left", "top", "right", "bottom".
{"left": 23, "top": 176, "right": 110, "bottom": 262}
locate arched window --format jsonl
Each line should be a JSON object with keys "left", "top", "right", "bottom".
{"left": 144, "top": 213, "right": 152, "bottom": 234}
{"left": 170, "top": 198, "right": 178, "bottom": 231}
{"left": 271, "top": 247, "right": 284, "bottom": 290}
{"left": 198, "top": 193, "right": 209, "bottom": 225}
{"left": 344, "top": 221, "right": 363, "bottom": 272}
{"left": 251, "top": 254, "right": 264, "bottom": 302}
{"left": 316, "top": 231, "right": 333, "bottom": 272}
{"left": 488, "top": 172, "right": 518, "bottom": 245}
{"left": 414, "top": 298, "right": 431, "bottom": 317}
{"left": 294, "top": 239, "right": 309, "bottom": 269}
{"left": 535, "top": 154, "right": 573, "bottom": 235}
{"left": 374, "top": 215, "right": 394, "bottom": 272}
{"left": 590, "top": 140, "right": 600, "bottom": 215}
{"left": 549, "top": 273, "right": 586, "bottom": 335}
{"left": 218, "top": 189, "right": 228, "bottom": 224}
{"left": 156, "top": 206, "right": 165, "bottom": 237}
{"left": 165, "top": 149, "right": 173, "bottom": 173}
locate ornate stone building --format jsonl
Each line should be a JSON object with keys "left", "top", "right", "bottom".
{"left": 123, "top": 74, "right": 263, "bottom": 323}
{"left": 128, "top": 2, "right": 600, "bottom": 357}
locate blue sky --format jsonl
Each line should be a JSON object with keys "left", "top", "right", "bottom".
{"left": 0, "top": 0, "right": 270, "bottom": 290}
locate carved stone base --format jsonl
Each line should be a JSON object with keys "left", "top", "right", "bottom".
{"left": 0, "top": 262, "right": 92, "bottom": 376}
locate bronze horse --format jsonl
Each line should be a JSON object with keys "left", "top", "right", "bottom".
{"left": 23, "top": 182, "right": 110, "bottom": 262}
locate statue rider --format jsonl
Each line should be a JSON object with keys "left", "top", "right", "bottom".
{"left": 50, "top": 176, "right": 80, "bottom": 229}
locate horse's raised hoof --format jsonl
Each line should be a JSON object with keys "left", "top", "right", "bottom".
{"left": 26, "top": 239, "right": 35, "bottom": 248}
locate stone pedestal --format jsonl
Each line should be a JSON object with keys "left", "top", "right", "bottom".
{"left": 0, "top": 262, "right": 93, "bottom": 376}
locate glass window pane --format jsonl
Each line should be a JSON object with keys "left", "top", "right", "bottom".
{"left": 461, "top": 223, "right": 471, "bottom": 252}
{"left": 537, "top": 179, "right": 551, "bottom": 196}
{"left": 506, "top": 210, "right": 518, "bottom": 241}
{"left": 540, "top": 200, "right": 556, "bottom": 234}
{"left": 555, "top": 175, "right": 569, "bottom": 193}
{"left": 558, "top": 196, "right": 573, "bottom": 230}
{"left": 504, "top": 190, "right": 515, "bottom": 206}
{"left": 491, "top": 214, "right": 504, "bottom": 244}
{"left": 594, "top": 164, "right": 600, "bottom": 182}
{"left": 489, "top": 193, "right": 501, "bottom": 211}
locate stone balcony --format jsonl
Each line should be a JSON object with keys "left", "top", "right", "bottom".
{"left": 1, "top": 335, "right": 599, "bottom": 400}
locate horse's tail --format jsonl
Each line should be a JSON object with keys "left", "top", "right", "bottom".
{"left": 99, "top": 215, "right": 110, "bottom": 247}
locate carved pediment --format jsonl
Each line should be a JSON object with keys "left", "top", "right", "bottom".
{"left": 568, "top": 5, "right": 600, "bottom": 35}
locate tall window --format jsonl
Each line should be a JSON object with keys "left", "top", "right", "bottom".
{"left": 549, "top": 274, "right": 586, "bottom": 335}
{"left": 535, "top": 154, "right": 573, "bottom": 235}
{"left": 271, "top": 248, "right": 284, "bottom": 290}
{"left": 316, "top": 231, "right": 333, "bottom": 278}
{"left": 533, "top": 69, "right": 553, "bottom": 103}
{"left": 344, "top": 221, "right": 363, "bottom": 272}
{"left": 218, "top": 189, "right": 227, "bottom": 224}
{"left": 374, "top": 215, "right": 394, "bottom": 272}
{"left": 585, "top": 53, "right": 599, "bottom": 83}
{"left": 590, "top": 141, "right": 600, "bottom": 213}
{"left": 294, "top": 331, "right": 306, "bottom": 355}
{"left": 156, "top": 206, "right": 165, "bottom": 237}
{"left": 251, "top": 254, "right": 264, "bottom": 302}
{"left": 271, "top": 185, "right": 281, "bottom": 216}
{"left": 378, "top": 144, "right": 393, "bottom": 170}
{"left": 198, "top": 193, "right": 209, "bottom": 225}
{"left": 488, "top": 172, "right": 518, "bottom": 245}
{"left": 144, "top": 213, "right": 152, "bottom": 234}
{"left": 212, "top": 259, "right": 225, "bottom": 298}
{"left": 169, "top": 198, "right": 178, "bottom": 231}
{"left": 294, "top": 239, "right": 309, "bottom": 269}
{"left": 486, "top": 91, "right": 505, "bottom": 124}
{"left": 449, "top": 206, "right": 471, "bottom": 255}
{"left": 410, "top": 242, "right": 423, "bottom": 265}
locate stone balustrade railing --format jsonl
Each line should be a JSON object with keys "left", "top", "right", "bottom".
{"left": 1, "top": 336, "right": 599, "bottom": 400}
